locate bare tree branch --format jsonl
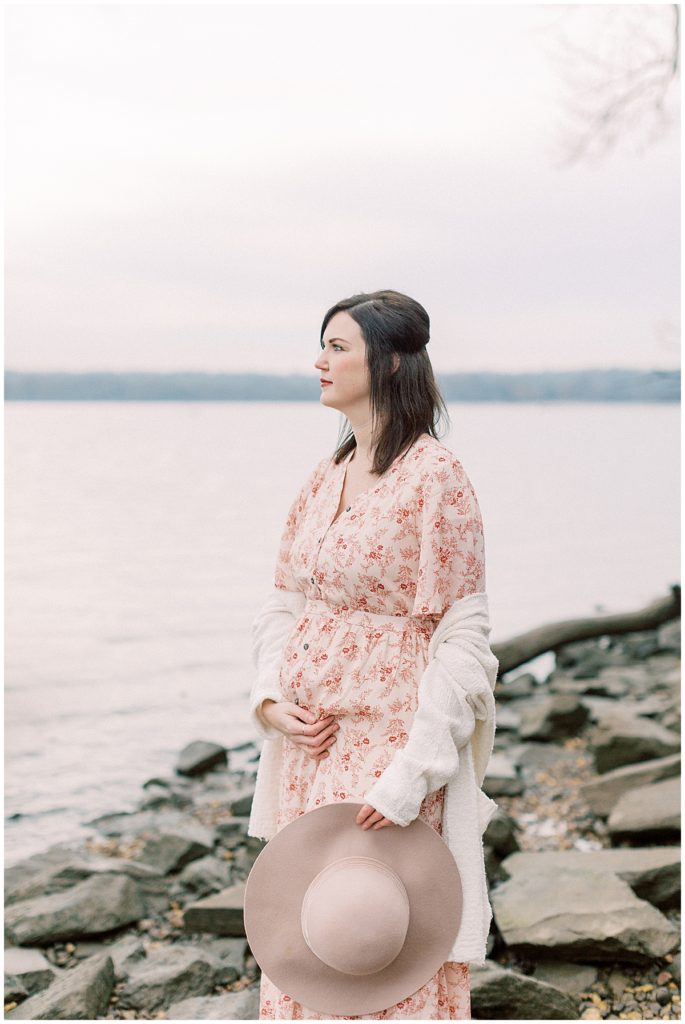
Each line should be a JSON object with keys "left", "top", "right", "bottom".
{"left": 538, "top": 5, "right": 680, "bottom": 167}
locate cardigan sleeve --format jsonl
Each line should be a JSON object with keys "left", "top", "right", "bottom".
{"left": 411, "top": 455, "right": 486, "bottom": 619}
{"left": 361, "top": 657, "right": 477, "bottom": 826}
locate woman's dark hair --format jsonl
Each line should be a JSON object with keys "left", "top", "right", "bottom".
{"left": 319, "top": 289, "right": 451, "bottom": 476}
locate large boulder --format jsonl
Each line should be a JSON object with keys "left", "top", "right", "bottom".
{"left": 470, "top": 959, "right": 579, "bottom": 1019}
{"left": 518, "top": 696, "right": 590, "bottom": 741}
{"left": 491, "top": 866, "right": 680, "bottom": 963}
{"left": 5, "top": 874, "right": 146, "bottom": 946}
{"left": 608, "top": 776, "right": 680, "bottom": 842}
{"left": 499, "top": 847, "right": 681, "bottom": 910}
{"left": 590, "top": 716, "right": 680, "bottom": 773}
{"left": 581, "top": 753, "right": 680, "bottom": 817}
{"left": 5, "top": 952, "right": 114, "bottom": 1020}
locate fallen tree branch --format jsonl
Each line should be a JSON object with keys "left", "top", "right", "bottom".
{"left": 491, "top": 583, "right": 680, "bottom": 676}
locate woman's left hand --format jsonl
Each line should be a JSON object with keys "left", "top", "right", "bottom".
{"left": 356, "top": 803, "right": 397, "bottom": 829}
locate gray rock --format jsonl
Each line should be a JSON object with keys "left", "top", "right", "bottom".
{"left": 100, "top": 934, "right": 146, "bottom": 980}
{"left": 483, "top": 752, "right": 523, "bottom": 796}
{"left": 199, "top": 936, "right": 248, "bottom": 976}
{"left": 483, "top": 810, "right": 521, "bottom": 859}
{"left": 5, "top": 874, "right": 146, "bottom": 946}
{"left": 491, "top": 866, "right": 680, "bottom": 963}
{"left": 499, "top": 847, "right": 681, "bottom": 910}
{"left": 183, "top": 883, "right": 246, "bottom": 937}
{"left": 231, "top": 791, "right": 255, "bottom": 816}
{"left": 116, "top": 944, "right": 228, "bottom": 1013}
{"left": 3, "top": 947, "right": 56, "bottom": 997}
{"left": 168, "top": 983, "right": 260, "bottom": 1019}
{"left": 5, "top": 951, "right": 114, "bottom": 1020}
{"left": 134, "top": 830, "right": 214, "bottom": 874}
{"left": 519, "top": 695, "right": 589, "bottom": 741}
{"left": 492, "top": 705, "right": 520, "bottom": 732}
{"left": 581, "top": 752, "right": 680, "bottom": 817}
{"left": 470, "top": 958, "right": 579, "bottom": 1019}
{"left": 590, "top": 715, "right": 680, "bottom": 772}
{"left": 179, "top": 854, "right": 233, "bottom": 896}
{"left": 608, "top": 776, "right": 680, "bottom": 840}
{"left": 657, "top": 619, "right": 681, "bottom": 653}
{"left": 5, "top": 847, "right": 160, "bottom": 908}
{"left": 4, "top": 974, "right": 28, "bottom": 1005}
{"left": 176, "top": 740, "right": 228, "bottom": 777}
{"left": 86, "top": 807, "right": 198, "bottom": 838}
{"left": 495, "top": 673, "right": 537, "bottom": 701}
{"left": 532, "top": 961, "right": 598, "bottom": 994}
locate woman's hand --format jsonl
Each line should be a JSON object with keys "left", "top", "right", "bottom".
{"left": 260, "top": 700, "right": 339, "bottom": 760}
{"left": 355, "top": 804, "right": 398, "bottom": 830}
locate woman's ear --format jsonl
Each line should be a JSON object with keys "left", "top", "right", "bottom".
{"left": 391, "top": 353, "right": 400, "bottom": 374}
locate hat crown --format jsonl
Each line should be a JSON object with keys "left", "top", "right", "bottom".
{"left": 301, "top": 856, "right": 410, "bottom": 976}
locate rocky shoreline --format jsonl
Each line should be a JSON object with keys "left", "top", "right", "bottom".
{"left": 4, "top": 615, "right": 681, "bottom": 1020}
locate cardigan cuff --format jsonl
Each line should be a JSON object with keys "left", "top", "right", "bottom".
{"left": 362, "top": 751, "right": 431, "bottom": 827}
{"left": 249, "top": 687, "right": 285, "bottom": 741}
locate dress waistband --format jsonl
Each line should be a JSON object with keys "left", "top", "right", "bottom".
{"left": 304, "top": 596, "right": 429, "bottom": 633}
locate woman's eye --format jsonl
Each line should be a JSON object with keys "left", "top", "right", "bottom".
{"left": 332, "top": 344, "right": 343, "bottom": 351}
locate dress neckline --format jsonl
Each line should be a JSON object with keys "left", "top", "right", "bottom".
{"left": 329, "top": 434, "right": 426, "bottom": 528}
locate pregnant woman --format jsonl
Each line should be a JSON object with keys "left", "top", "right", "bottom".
{"left": 248, "top": 289, "right": 499, "bottom": 1020}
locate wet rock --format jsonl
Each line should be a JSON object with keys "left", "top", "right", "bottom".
{"left": 5, "top": 951, "right": 113, "bottom": 1020}
{"left": 5, "top": 874, "right": 146, "bottom": 946}
{"left": 608, "top": 777, "right": 680, "bottom": 842}
{"left": 581, "top": 753, "right": 680, "bottom": 817}
{"left": 490, "top": 866, "right": 680, "bottom": 963}
{"left": 470, "top": 958, "right": 579, "bottom": 1018}
{"left": 176, "top": 740, "right": 228, "bottom": 777}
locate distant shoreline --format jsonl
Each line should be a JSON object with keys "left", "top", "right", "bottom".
{"left": 4, "top": 368, "right": 681, "bottom": 402}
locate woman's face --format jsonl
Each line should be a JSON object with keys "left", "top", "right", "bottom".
{"left": 314, "top": 311, "right": 371, "bottom": 415}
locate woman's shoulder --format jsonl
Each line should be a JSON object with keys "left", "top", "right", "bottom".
{"left": 408, "top": 433, "right": 469, "bottom": 477}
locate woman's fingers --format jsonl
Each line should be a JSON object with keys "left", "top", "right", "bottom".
{"left": 355, "top": 803, "right": 396, "bottom": 829}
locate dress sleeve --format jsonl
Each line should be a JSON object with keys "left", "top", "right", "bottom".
{"left": 411, "top": 456, "right": 486, "bottom": 619}
{"left": 274, "top": 456, "right": 328, "bottom": 592}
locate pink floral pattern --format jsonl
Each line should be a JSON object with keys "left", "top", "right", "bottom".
{"left": 259, "top": 433, "right": 486, "bottom": 1020}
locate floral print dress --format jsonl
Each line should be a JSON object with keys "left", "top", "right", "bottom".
{"left": 258, "top": 432, "right": 487, "bottom": 1021}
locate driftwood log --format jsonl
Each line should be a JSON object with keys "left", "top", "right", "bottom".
{"left": 491, "top": 583, "right": 681, "bottom": 677}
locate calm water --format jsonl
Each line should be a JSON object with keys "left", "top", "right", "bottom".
{"left": 5, "top": 401, "right": 679, "bottom": 864}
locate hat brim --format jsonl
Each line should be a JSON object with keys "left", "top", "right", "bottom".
{"left": 244, "top": 801, "right": 463, "bottom": 1016}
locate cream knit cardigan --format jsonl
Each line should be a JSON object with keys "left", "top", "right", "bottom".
{"left": 247, "top": 587, "right": 499, "bottom": 966}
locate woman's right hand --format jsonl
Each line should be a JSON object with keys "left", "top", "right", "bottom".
{"left": 260, "top": 700, "right": 339, "bottom": 760}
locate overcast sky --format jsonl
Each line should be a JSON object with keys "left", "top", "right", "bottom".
{"left": 5, "top": 3, "right": 680, "bottom": 374}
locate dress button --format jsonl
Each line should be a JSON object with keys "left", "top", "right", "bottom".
{"left": 345, "top": 506, "right": 351, "bottom": 512}
{"left": 303, "top": 643, "right": 309, "bottom": 650}
{"left": 310, "top": 577, "right": 314, "bottom": 583}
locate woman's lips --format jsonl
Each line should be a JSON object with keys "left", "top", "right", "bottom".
{"left": 320, "top": 380, "right": 332, "bottom": 387}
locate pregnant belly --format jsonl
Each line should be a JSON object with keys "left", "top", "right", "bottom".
{"left": 278, "top": 608, "right": 431, "bottom": 726}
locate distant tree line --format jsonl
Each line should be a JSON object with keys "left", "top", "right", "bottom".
{"left": 4, "top": 369, "right": 679, "bottom": 402}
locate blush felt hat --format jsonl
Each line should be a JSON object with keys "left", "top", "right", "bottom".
{"left": 243, "top": 801, "right": 463, "bottom": 1016}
